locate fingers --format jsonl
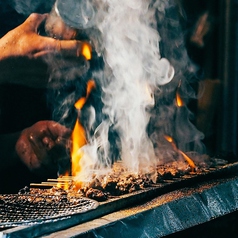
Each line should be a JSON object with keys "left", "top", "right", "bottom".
{"left": 56, "top": 40, "right": 92, "bottom": 59}
{"left": 45, "top": 121, "right": 72, "bottom": 139}
{"left": 42, "top": 136, "right": 55, "bottom": 150}
{"left": 24, "top": 121, "right": 71, "bottom": 153}
{"left": 35, "top": 37, "right": 92, "bottom": 59}
{"left": 16, "top": 13, "right": 92, "bottom": 60}
{"left": 42, "top": 136, "right": 70, "bottom": 151}
{"left": 23, "top": 13, "right": 48, "bottom": 32}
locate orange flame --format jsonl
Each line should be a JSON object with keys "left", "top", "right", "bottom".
{"left": 71, "top": 119, "right": 87, "bottom": 176}
{"left": 164, "top": 135, "right": 196, "bottom": 172}
{"left": 74, "top": 80, "right": 96, "bottom": 109}
{"left": 176, "top": 91, "right": 184, "bottom": 107}
{"left": 179, "top": 151, "right": 196, "bottom": 172}
{"left": 57, "top": 171, "right": 70, "bottom": 190}
{"left": 164, "top": 135, "right": 174, "bottom": 143}
{"left": 71, "top": 80, "right": 96, "bottom": 188}
{"left": 81, "top": 42, "right": 92, "bottom": 60}
{"left": 175, "top": 80, "right": 184, "bottom": 107}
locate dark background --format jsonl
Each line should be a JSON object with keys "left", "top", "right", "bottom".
{"left": 0, "top": 1, "right": 54, "bottom": 193}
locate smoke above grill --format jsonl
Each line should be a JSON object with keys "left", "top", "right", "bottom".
{"left": 44, "top": 0, "right": 206, "bottom": 185}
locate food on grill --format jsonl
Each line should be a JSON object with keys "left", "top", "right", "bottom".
{"left": 24, "top": 157, "right": 228, "bottom": 202}
{"left": 78, "top": 158, "right": 211, "bottom": 197}
{"left": 85, "top": 188, "right": 108, "bottom": 201}
{"left": 27, "top": 186, "right": 68, "bottom": 196}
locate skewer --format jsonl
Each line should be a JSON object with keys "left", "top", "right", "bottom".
{"left": 47, "top": 178, "right": 72, "bottom": 182}
{"left": 30, "top": 182, "right": 70, "bottom": 187}
{"left": 42, "top": 181, "right": 68, "bottom": 184}
{"left": 30, "top": 183, "right": 56, "bottom": 187}
{"left": 30, "top": 176, "right": 75, "bottom": 188}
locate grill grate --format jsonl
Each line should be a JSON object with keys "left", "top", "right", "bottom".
{"left": 0, "top": 194, "right": 98, "bottom": 228}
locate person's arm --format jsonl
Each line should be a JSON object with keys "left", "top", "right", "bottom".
{"left": 0, "top": 13, "right": 91, "bottom": 87}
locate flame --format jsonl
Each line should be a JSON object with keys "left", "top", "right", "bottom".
{"left": 164, "top": 135, "right": 177, "bottom": 151}
{"left": 71, "top": 80, "right": 96, "bottom": 189}
{"left": 164, "top": 135, "right": 196, "bottom": 172}
{"left": 74, "top": 80, "right": 96, "bottom": 109}
{"left": 71, "top": 119, "right": 87, "bottom": 176}
{"left": 81, "top": 42, "right": 92, "bottom": 60}
{"left": 57, "top": 171, "right": 70, "bottom": 190}
{"left": 164, "top": 135, "right": 173, "bottom": 143}
{"left": 175, "top": 80, "right": 184, "bottom": 107}
{"left": 176, "top": 91, "right": 184, "bottom": 107}
{"left": 179, "top": 151, "right": 196, "bottom": 172}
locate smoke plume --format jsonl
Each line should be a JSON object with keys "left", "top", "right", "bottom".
{"left": 49, "top": 0, "right": 205, "bottom": 181}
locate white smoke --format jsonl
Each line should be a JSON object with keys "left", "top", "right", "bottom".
{"left": 47, "top": 0, "right": 204, "bottom": 183}
{"left": 77, "top": 0, "right": 176, "bottom": 180}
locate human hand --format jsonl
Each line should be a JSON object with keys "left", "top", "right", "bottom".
{"left": 15, "top": 121, "right": 71, "bottom": 176}
{"left": 0, "top": 13, "right": 91, "bottom": 87}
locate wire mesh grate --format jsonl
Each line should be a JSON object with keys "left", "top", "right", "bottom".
{"left": 0, "top": 194, "right": 98, "bottom": 227}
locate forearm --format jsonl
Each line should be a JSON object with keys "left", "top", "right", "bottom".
{"left": 0, "top": 132, "right": 22, "bottom": 169}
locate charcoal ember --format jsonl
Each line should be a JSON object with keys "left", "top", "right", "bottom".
{"left": 85, "top": 188, "right": 108, "bottom": 201}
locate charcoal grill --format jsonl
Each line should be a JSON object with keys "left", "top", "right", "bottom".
{"left": 1, "top": 161, "right": 238, "bottom": 237}
{"left": 0, "top": 194, "right": 98, "bottom": 228}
